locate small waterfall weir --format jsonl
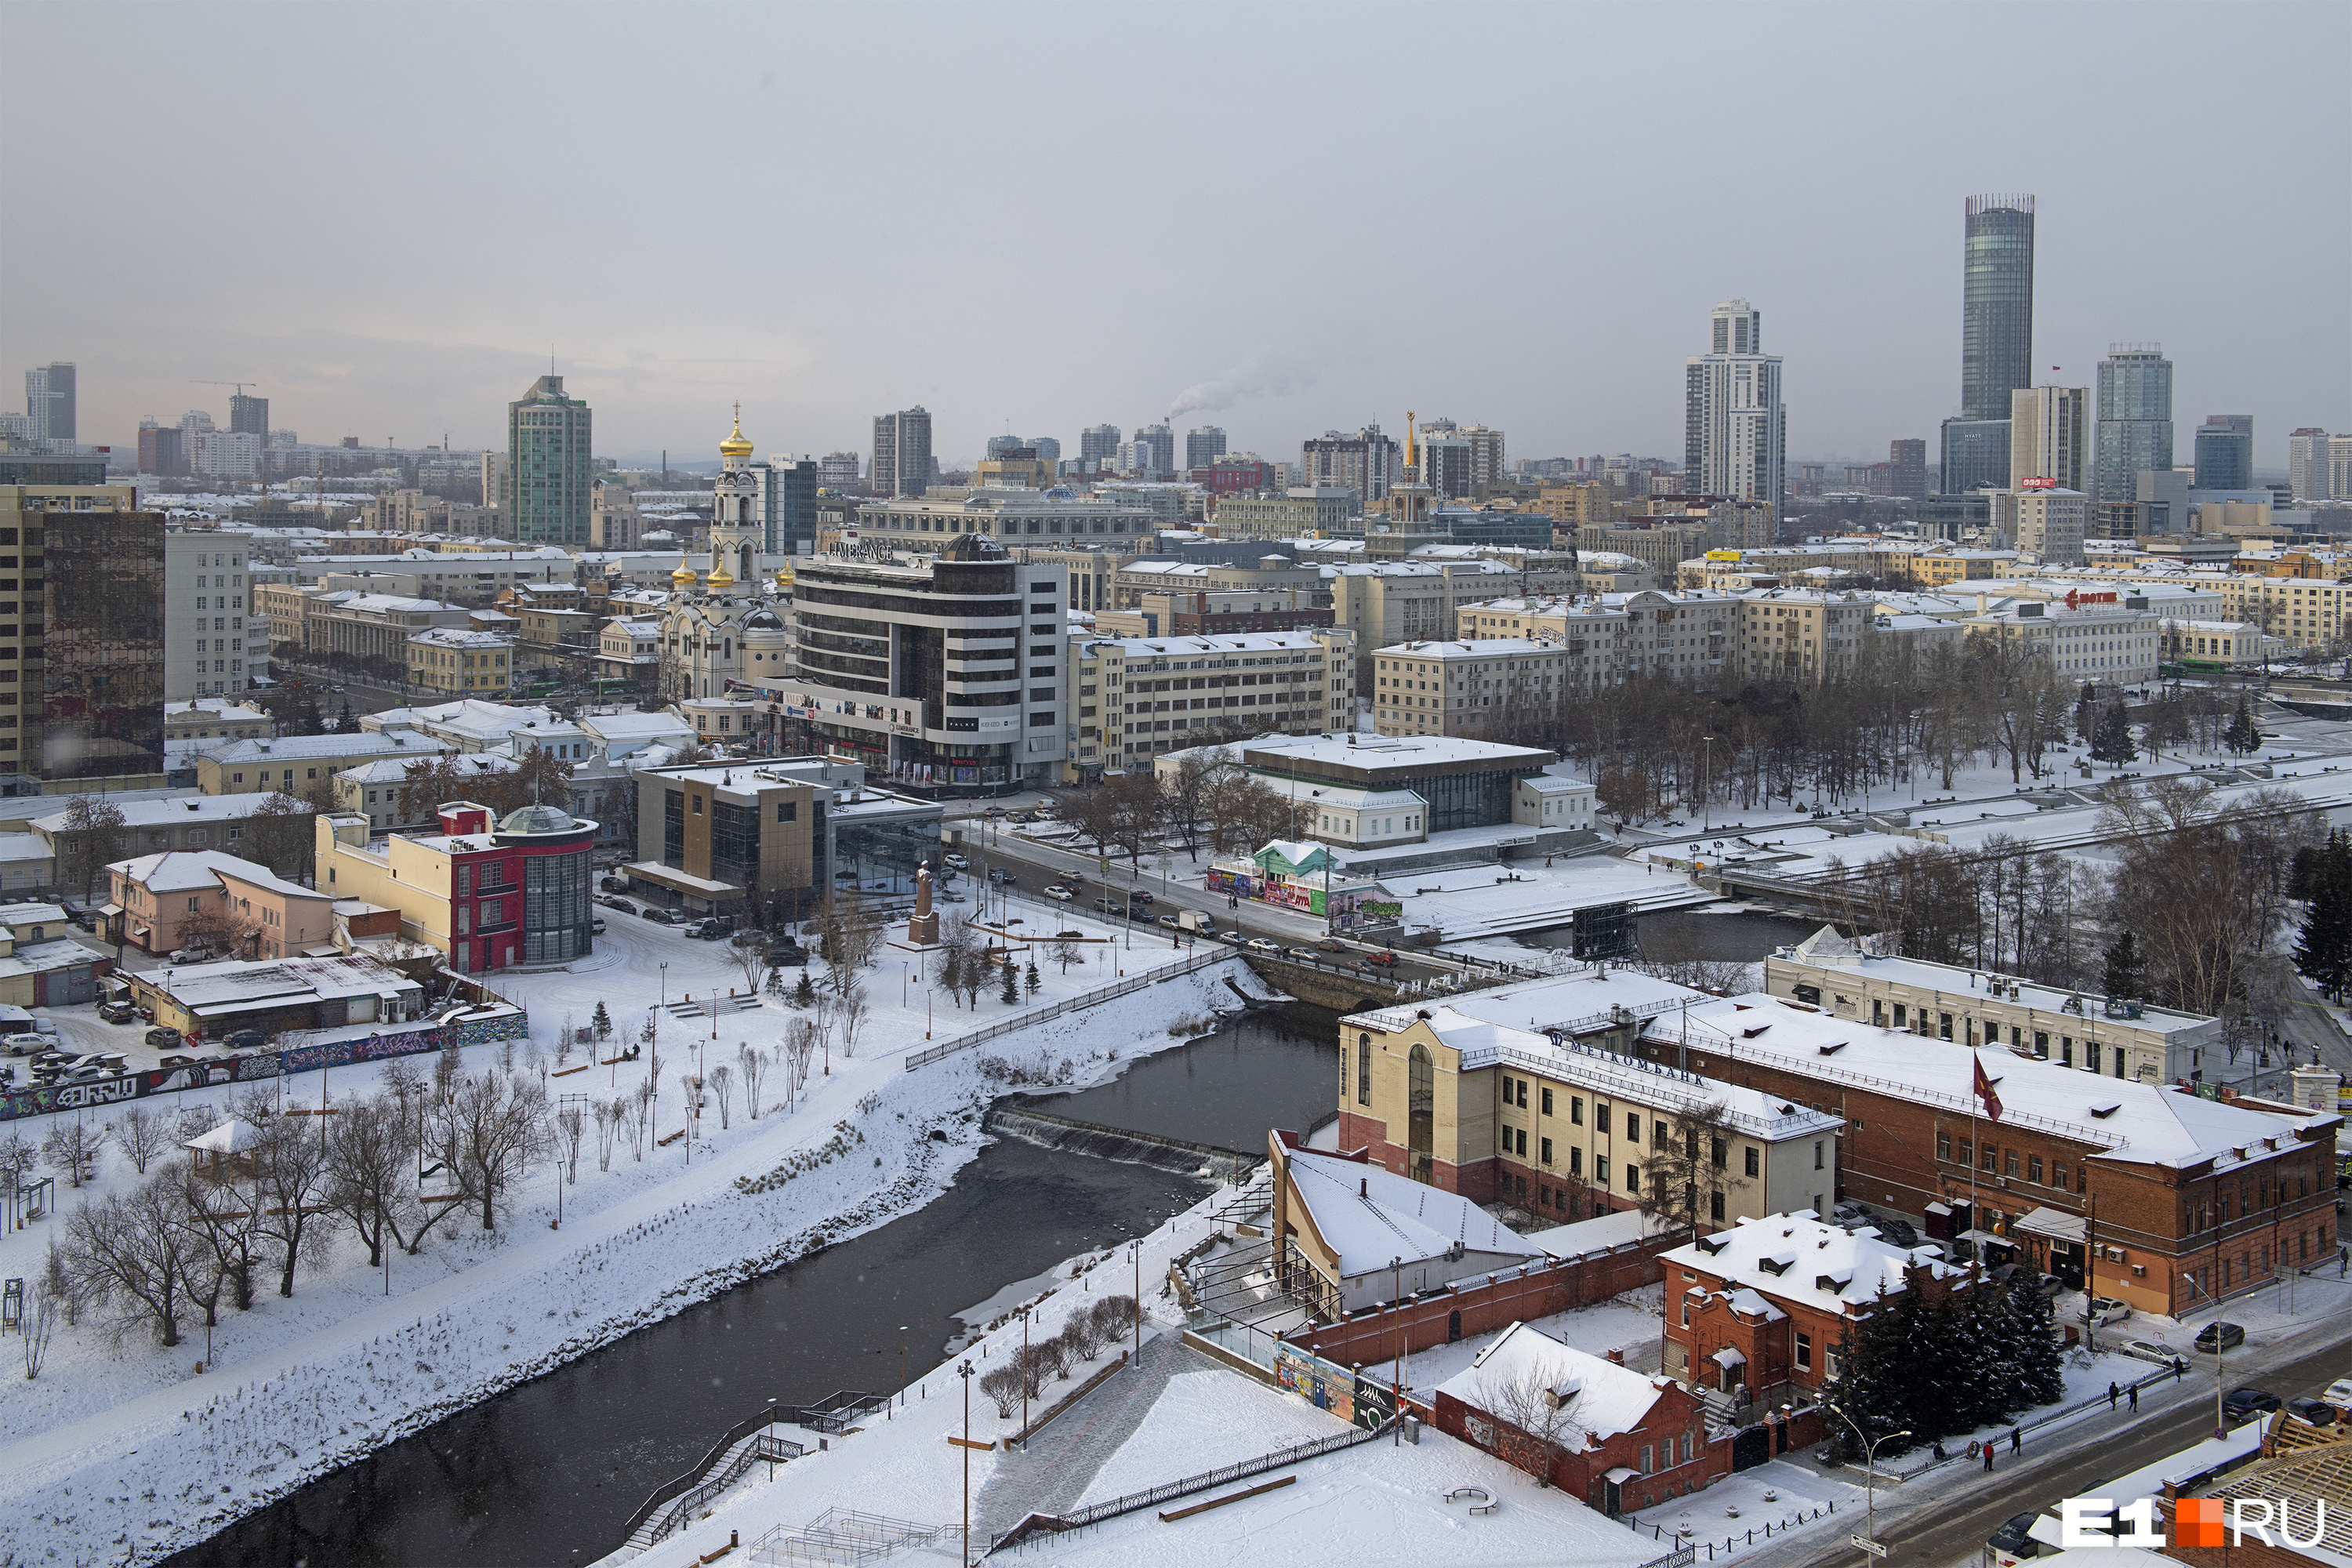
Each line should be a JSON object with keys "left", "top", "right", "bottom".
{"left": 982, "top": 1102, "right": 1263, "bottom": 1183}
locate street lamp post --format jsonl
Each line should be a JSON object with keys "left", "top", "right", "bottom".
{"left": 2181, "top": 1270, "right": 2228, "bottom": 1437}
{"left": 1701, "top": 735, "right": 1715, "bottom": 832}
{"left": 1826, "top": 1406, "right": 1911, "bottom": 1558}
{"left": 959, "top": 1359, "right": 976, "bottom": 1565}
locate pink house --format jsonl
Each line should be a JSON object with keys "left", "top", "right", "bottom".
{"left": 107, "top": 851, "right": 334, "bottom": 960}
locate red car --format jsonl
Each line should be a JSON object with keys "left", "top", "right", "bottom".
{"left": 1365, "top": 951, "right": 1400, "bottom": 967}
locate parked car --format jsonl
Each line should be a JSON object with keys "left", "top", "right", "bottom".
{"left": 768, "top": 942, "right": 808, "bottom": 967}
{"left": 2197, "top": 1322, "right": 2249, "bottom": 1353}
{"left": 1045, "top": 886, "right": 1075, "bottom": 902}
{"left": 2322, "top": 1375, "right": 2352, "bottom": 1410}
{"left": 1874, "top": 1217, "right": 1921, "bottom": 1249}
{"left": 684, "top": 919, "right": 716, "bottom": 938}
{"left": 2083, "top": 1296, "right": 2133, "bottom": 1327}
{"left": 223, "top": 1029, "right": 266, "bottom": 1052}
{"left": 602, "top": 895, "right": 634, "bottom": 913}
{"left": 2223, "top": 1387, "right": 2281, "bottom": 1424}
{"left": 600, "top": 876, "right": 630, "bottom": 894}
{"left": 1246, "top": 938, "right": 1282, "bottom": 956}
{"left": 97, "top": 1000, "right": 136, "bottom": 1025}
{"left": 2288, "top": 1397, "right": 2338, "bottom": 1427}
{"left": 641, "top": 906, "right": 683, "bottom": 924}
{"left": 157, "top": 1054, "right": 195, "bottom": 1070}
{"left": 2, "top": 1033, "right": 45, "bottom": 1055}
{"left": 168, "top": 947, "right": 214, "bottom": 965}
{"left": 2119, "top": 1339, "right": 2179, "bottom": 1366}
{"left": 591, "top": 918, "right": 607, "bottom": 935}
{"left": 1986, "top": 1512, "right": 2045, "bottom": 1559}
{"left": 144, "top": 1026, "right": 183, "bottom": 1051}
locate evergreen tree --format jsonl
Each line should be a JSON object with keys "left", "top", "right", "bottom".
{"left": 335, "top": 699, "right": 360, "bottom": 734}
{"left": 2294, "top": 832, "right": 2352, "bottom": 1002}
{"left": 999, "top": 959, "right": 1020, "bottom": 1005}
{"left": 2074, "top": 686, "right": 2098, "bottom": 744}
{"left": 791, "top": 971, "right": 818, "bottom": 1008}
{"left": 2224, "top": 691, "right": 2263, "bottom": 755}
{"left": 2002, "top": 1272, "right": 2066, "bottom": 1407}
{"left": 2091, "top": 703, "right": 2138, "bottom": 764}
{"left": 1025, "top": 958, "right": 1041, "bottom": 1000}
{"left": 2101, "top": 931, "right": 2144, "bottom": 1000}
{"left": 591, "top": 1000, "right": 613, "bottom": 1044}
{"left": 1821, "top": 1286, "right": 1916, "bottom": 1460}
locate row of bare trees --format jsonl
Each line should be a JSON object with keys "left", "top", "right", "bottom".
{"left": 1055, "top": 751, "right": 1312, "bottom": 866}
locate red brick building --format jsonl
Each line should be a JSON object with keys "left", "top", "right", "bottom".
{"left": 1432, "top": 1320, "right": 1728, "bottom": 1515}
{"left": 1635, "top": 996, "right": 2339, "bottom": 1319}
{"left": 1658, "top": 1211, "right": 1967, "bottom": 1414}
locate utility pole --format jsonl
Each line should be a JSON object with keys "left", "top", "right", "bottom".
{"left": 959, "top": 1359, "right": 976, "bottom": 1563}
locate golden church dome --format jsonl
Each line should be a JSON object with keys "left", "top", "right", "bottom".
{"left": 719, "top": 404, "right": 753, "bottom": 459}
{"left": 671, "top": 557, "right": 699, "bottom": 585}
{"left": 707, "top": 564, "right": 736, "bottom": 589}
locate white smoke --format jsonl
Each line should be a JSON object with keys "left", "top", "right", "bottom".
{"left": 1164, "top": 347, "right": 1327, "bottom": 423}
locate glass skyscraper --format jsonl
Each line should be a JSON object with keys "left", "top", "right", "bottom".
{"left": 40, "top": 505, "right": 165, "bottom": 783}
{"left": 2094, "top": 345, "right": 2172, "bottom": 501}
{"left": 2194, "top": 415, "right": 2254, "bottom": 491}
{"left": 1961, "top": 195, "right": 2035, "bottom": 422}
{"left": 505, "top": 375, "right": 593, "bottom": 545}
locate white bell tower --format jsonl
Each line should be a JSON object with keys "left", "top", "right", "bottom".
{"left": 707, "top": 404, "right": 760, "bottom": 591}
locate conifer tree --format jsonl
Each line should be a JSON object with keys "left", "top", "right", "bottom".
{"left": 1821, "top": 1286, "right": 1915, "bottom": 1460}
{"left": 792, "top": 970, "right": 818, "bottom": 1008}
{"left": 1025, "top": 957, "right": 1041, "bottom": 1000}
{"left": 2091, "top": 703, "right": 2138, "bottom": 764}
{"left": 2074, "top": 686, "right": 2099, "bottom": 744}
{"left": 2224, "top": 691, "right": 2263, "bottom": 755}
{"left": 591, "top": 1000, "right": 613, "bottom": 1044}
{"left": 2294, "top": 831, "right": 2352, "bottom": 1002}
{"left": 1000, "top": 959, "right": 1020, "bottom": 1005}
{"left": 2002, "top": 1272, "right": 2066, "bottom": 1407}
{"left": 2101, "top": 931, "right": 2144, "bottom": 1001}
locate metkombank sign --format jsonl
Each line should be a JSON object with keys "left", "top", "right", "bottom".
{"left": 2060, "top": 1494, "right": 2328, "bottom": 1548}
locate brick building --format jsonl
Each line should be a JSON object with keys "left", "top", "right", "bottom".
{"left": 315, "top": 800, "right": 597, "bottom": 972}
{"left": 1635, "top": 994, "right": 2339, "bottom": 1317}
{"left": 1657, "top": 1211, "right": 1966, "bottom": 1414}
{"left": 1336, "top": 979, "right": 1842, "bottom": 1224}
{"left": 1432, "top": 1320, "right": 1726, "bottom": 1515}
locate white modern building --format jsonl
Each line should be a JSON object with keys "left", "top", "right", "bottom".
{"left": 165, "top": 529, "right": 256, "bottom": 701}
{"left": 1991, "top": 484, "right": 2089, "bottom": 567}
{"left": 2009, "top": 384, "right": 2090, "bottom": 492}
{"left": 1683, "top": 299, "right": 1785, "bottom": 514}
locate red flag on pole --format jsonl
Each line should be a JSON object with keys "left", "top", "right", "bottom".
{"left": 1973, "top": 1054, "right": 2004, "bottom": 1123}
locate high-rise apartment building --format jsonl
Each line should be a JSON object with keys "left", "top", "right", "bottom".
{"left": 1079, "top": 424, "right": 1121, "bottom": 474}
{"left": 165, "top": 530, "right": 255, "bottom": 702}
{"left": 1414, "top": 417, "right": 1504, "bottom": 499}
{"left": 1131, "top": 423, "right": 1175, "bottom": 477}
{"left": 228, "top": 393, "right": 270, "bottom": 448}
{"left": 505, "top": 375, "right": 593, "bottom": 545}
{"left": 1888, "top": 439, "right": 1926, "bottom": 499}
{"left": 481, "top": 452, "right": 510, "bottom": 512}
{"left": 2009, "top": 384, "right": 2089, "bottom": 491}
{"left": 1961, "top": 195, "right": 2034, "bottom": 422}
{"left": 1683, "top": 299, "right": 1786, "bottom": 514}
{"left": 1185, "top": 426, "right": 1227, "bottom": 470}
{"left": 2332, "top": 437, "right": 2352, "bottom": 502}
{"left": 2, "top": 485, "right": 166, "bottom": 789}
{"left": 984, "top": 434, "right": 1028, "bottom": 459}
{"left": 1302, "top": 426, "right": 1400, "bottom": 510}
{"left": 138, "top": 425, "right": 187, "bottom": 477}
{"left": 818, "top": 451, "right": 862, "bottom": 489}
{"left": 2094, "top": 345, "right": 2173, "bottom": 502}
{"left": 1030, "top": 436, "right": 1060, "bottom": 470}
{"left": 872, "top": 406, "right": 933, "bottom": 498}
{"left": 24, "top": 363, "right": 74, "bottom": 444}
{"left": 2288, "top": 429, "right": 2333, "bottom": 501}
{"left": 2193, "top": 415, "right": 2254, "bottom": 491}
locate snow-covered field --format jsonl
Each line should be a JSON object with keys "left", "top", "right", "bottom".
{"left": 0, "top": 905, "right": 1237, "bottom": 1566}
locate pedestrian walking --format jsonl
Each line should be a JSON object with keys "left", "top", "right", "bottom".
{"left": 1984, "top": 1445, "right": 1995, "bottom": 1472}
{"left": 2339, "top": 1245, "right": 2347, "bottom": 1279}
{"left": 2011, "top": 1427, "right": 2022, "bottom": 1454}
{"left": 2129, "top": 1384, "right": 2139, "bottom": 1412}
{"left": 2108, "top": 1381, "right": 2119, "bottom": 1410}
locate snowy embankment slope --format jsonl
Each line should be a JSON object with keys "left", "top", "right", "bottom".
{"left": 0, "top": 950, "right": 1243, "bottom": 1567}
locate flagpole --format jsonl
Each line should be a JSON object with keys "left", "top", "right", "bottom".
{"left": 1968, "top": 1047, "right": 1980, "bottom": 1272}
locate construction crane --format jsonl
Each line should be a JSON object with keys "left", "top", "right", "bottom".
{"left": 193, "top": 380, "right": 261, "bottom": 397}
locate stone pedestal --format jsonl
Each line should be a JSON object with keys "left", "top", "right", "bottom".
{"left": 906, "top": 910, "right": 938, "bottom": 946}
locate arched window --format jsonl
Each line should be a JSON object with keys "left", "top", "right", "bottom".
{"left": 1356, "top": 1032, "right": 1371, "bottom": 1107}
{"left": 1407, "top": 1044, "right": 1434, "bottom": 1184}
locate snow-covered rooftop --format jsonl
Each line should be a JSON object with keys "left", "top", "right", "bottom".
{"left": 1283, "top": 1144, "right": 1547, "bottom": 1281}
{"left": 107, "top": 849, "right": 318, "bottom": 900}
{"left": 1434, "top": 1320, "right": 1665, "bottom": 1443}
{"left": 205, "top": 731, "right": 447, "bottom": 766}
{"left": 1664, "top": 1211, "right": 1964, "bottom": 1319}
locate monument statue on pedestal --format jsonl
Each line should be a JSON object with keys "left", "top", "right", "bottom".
{"left": 907, "top": 861, "right": 939, "bottom": 946}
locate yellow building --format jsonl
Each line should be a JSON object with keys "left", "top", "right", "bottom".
{"left": 405, "top": 627, "right": 514, "bottom": 695}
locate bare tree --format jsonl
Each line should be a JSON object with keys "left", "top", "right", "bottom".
{"left": 56, "top": 794, "right": 127, "bottom": 901}
{"left": 783, "top": 1019, "right": 818, "bottom": 1109}
{"left": 1050, "top": 932, "right": 1081, "bottom": 975}
{"left": 837, "top": 987, "right": 869, "bottom": 1061}
{"left": 554, "top": 1100, "right": 586, "bottom": 1183}
{"left": 255, "top": 1109, "right": 331, "bottom": 1297}
{"left": 979, "top": 1363, "right": 1023, "bottom": 1419}
{"left": 43, "top": 1117, "right": 106, "bottom": 1189}
{"left": 707, "top": 1064, "right": 733, "bottom": 1131}
{"left": 324, "top": 1091, "right": 423, "bottom": 1269}
{"left": 57, "top": 1172, "right": 195, "bottom": 1348}
{"left": 113, "top": 1105, "right": 170, "bottom": 1175}
{"left": 1474, "top": 1369, "right": 1590, "bottom": 1489}
{"left": 727, "top": 929, "right": 769, "bottom": 995}
{"left": 593, "top": 1098, "right": 621, "bottom": 1172}
{"left": 21, "top": 1247, "right": 64, "bottom": 1379}
{"left": 816, "top": 900, "right": 883, "bottom": 998}
{"left": 436, "top": 1072, "right": 554, "bottom": 1231}
{"left": 627, "top": 1081, "right": 654, "bottom": 1160}
{"left": 1635, "top": 1101, "right": 1739, "bottom": 1242}
{"left": 738, "top": 1043, "right": 768, "bottom": 1120}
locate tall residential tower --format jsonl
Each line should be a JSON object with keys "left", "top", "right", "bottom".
{"left": 2094, "top": 345, "right": 2173, "bottom": 502}
{"left": 1683, "top": 298, "right": 1785, "bottom": 513}
{"left": 872, "top": 407, "right": 933, "bottom": 498}
{"left": 505, "top": 375, "right": 593, "bottom": 545}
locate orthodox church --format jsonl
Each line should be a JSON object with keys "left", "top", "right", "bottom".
{"left": 659, "top": 409, "right": 791, "bottom": 702}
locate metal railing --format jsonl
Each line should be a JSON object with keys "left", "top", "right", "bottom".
{"left": 902, "top": 949, "right": 1229, "bottom": 1070}
{"left": 616, "top": 1390, "right": 885, "bottom": 1548}
{"left": 749, "top": 1508, "right": 952, "bottom": 1566}
{"left": 643, "top": 1433, "right": 804, "bottom": 1545}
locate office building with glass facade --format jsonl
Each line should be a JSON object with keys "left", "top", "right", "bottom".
{"left": 2194, "top": 415, "right": 2254, "bottom": 492}
{"left": 1939, "top": 417, "right": 2013, "bottom": 495}
{"left": 18, "top": 490, "right": 166, "bottom": 789}
{"left": 505, "top": 375, "right": 593, "bottom": 546}
{"left": 2095, "top": 346, "right": 2173, "bottom": 502}
{"left": 1960, "top": 194, "right": 2035, "bottom": 423}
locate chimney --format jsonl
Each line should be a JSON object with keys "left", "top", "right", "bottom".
{"left": 1606, "top": 1348, "right": 1625, "bottom": 1365}
{"left": 1359, "top": 1177, "right": 1368, "bottom": 1198}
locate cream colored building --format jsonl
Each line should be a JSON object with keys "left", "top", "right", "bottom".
{"left": 2159, "top": 618, "right": 2263, "bottom": 667}
{"left": 405, "top": 627, "right": 514, "bottom": 696}
{"left": 1065, "top": 626, "right": 1352, "bottom": 777}
{"left": 1371, "top": 637, "right": 1566, "bottom": 740}
{"left": 1960, "top": 595, "right": 2161, "bottom": 684}
{"left": 1729, "top": 590, "right": 1878, "bottom": 684}
{"left": 1991, "top": 486, "right": 2089, "bottom": 567}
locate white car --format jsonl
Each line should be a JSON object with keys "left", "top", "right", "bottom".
{"left": 942, "top": 852, "right": 967, "bottom": 869}
{"left": 2083, "top": 1296, "right": 2133, "bottom": 1327}
{"left": 2322, "top": 1376, "right": 2352, "bottom": 1412}
{"left": 1044, "top": 886, "right": 1075, "bottom": 902}
{"left": 1246, "top": 938, "right": 1282, "bottom": 956}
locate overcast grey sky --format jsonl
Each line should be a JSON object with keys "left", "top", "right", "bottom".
{"left": 5, "top": 2, "right": 2344, "bottom": 471}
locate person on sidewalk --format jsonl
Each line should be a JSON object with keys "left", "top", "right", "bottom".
{"left": 2129, "top": 1384, "right": 2139, "bottom": 1412}
{"left": 1984, "top": 1445, "right": 1995, "bottom": 1472}
{"left": 2011, "top": 1427, "right": 2023, "bottom": 1454}
{"left": 2108, "top": 1381, "right": 2119, "bottom": 1410}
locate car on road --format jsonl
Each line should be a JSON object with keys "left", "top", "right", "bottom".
{"left": 600, "top": 876, "right": 630, "bottom": 894}
{"left": 1316, "top": 938, "right": 1346, "bottom": 952}
{"left": 1986, "top": 1512, "right": 2045, "bottom": 1559}
{"left": 2083, "top": 1296, "right": 2133, "bottom": 1327}
{"left": 2197, "top": 1322, "right": 2248, "bottom": 1353}
{"left": 1363, "top": 950, "right": 1400, "bottom": 967}
{"left": 943, "top": 852, "right": 967, "bottom": 869}
{"left": 989, "top": 868, "right": 1015, "bottom": 884}
{"left": 97, "top": 1000, "right": 137, "bottom": 1025}
{"left": 1159, "top": 915, "right": 1183, "bottom": 930}
{"left": 144, "top": 1026, "right": 183, "bottom": 1051}
{"left": 591, "top": 918, "right": 607, "bottom": 935}
{"left": 602, "top": 895, "right": 634, "bottom": 913}
{"left": 1129, "top": 891, "right": 1152, "bottom": 905}
{"left": 1285, "top": 946, "right": 1321, "bottom": 962}
{"left": 2288, "top": 1397, "right": 2338, "bottom": 1427}
{"left": 2223, "top": 1387, "right": 2281, "bottom": 1424}
{"left": 1045, "top": 886, "right": 1075, "bottom": 902}
{"left": 2323, "top": 1376, "right": 2352, "bottom": 1411}
{"left": 1246, "top": 938, "right": 1282, "bottom": 956}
